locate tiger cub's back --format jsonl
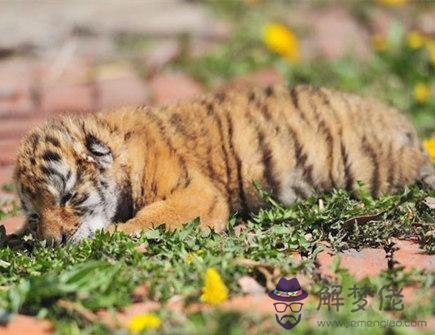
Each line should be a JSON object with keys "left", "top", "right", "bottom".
{"left": 153, "top": 84, "right": 429, "bottom": 213}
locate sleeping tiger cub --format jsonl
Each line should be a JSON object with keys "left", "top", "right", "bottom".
{"left": 14, "top": 85, "right": 434, "bottom": 243}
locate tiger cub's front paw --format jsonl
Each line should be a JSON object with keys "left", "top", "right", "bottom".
{"left": 106, "top": 220, "right": 142, "bottom": 236}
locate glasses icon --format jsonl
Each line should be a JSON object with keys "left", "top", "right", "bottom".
{"left": 273, "top": 302, "right": 303, "bottom": 313}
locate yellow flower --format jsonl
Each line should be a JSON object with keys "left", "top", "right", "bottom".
{"left": 407, "top": 31, "right": 424, "bottom": 49}
{"left": 263, "top": 23, "right": 300, "bottom": 63}
{"left": 186, "top": 253, "right": 194, "bottom": 264}
{"left": 372, "top": 34, "right": 388, "bottom": 52}
{"left": 414, "top": 83, "right": 431, "bottom": 104}
{"left": 200, "top": 268, "right": 228, "bottom": 305}
{"left": 128, "top": 313, "right": 161, "bottom": 333}
{"left": 186, "top": 249, "right": 204, "bottom": 264}
{"left": 423, "top": 138, "right": 435, "bottom": 162}
{"left": 377, "top": 0, "right": 406, "bottom": 6}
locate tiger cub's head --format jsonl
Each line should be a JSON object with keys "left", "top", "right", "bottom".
{"left": 14, "top": 116, "right": 131, "bottom": 243}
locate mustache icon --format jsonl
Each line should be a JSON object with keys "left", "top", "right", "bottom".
{"left": 275, "top": 313, "right": 302, "bottom": 330}
{"left": 280, "top": 314, "right": 298, "bottom": 323}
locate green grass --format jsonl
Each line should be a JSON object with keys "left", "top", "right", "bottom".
{"left": 0, "top": 183, "right": 434, "bottom": 334}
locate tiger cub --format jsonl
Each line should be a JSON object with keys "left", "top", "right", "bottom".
{"left": 14, "top": 85, "right": 434, "bottom": 243}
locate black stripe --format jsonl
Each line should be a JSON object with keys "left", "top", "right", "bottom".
{"left": 196, "top": 109, "right": 225, "bottom": 188}
{"left": 224, "top": 110, "right": 249, "bottom": 214}
{"left": 264, "top": 85, "right": 274, "bottom": 97}
{"left": 147, "top": 110, "right": 176, "bottom": 153}
{"left": 148, "top": 110, "right": 192, "bottom": 194}
{"left": 170, "top": 158, "right": 191, "bottom": 194}
{"left": 361, "top": 136, "right": 380, "bottom": 197}
{"left": 41, "top": 166, "right": 66, "bottom": 188}
{"left": 208, "top": 103, "right": 232, "bottom": 202}
{"left": 306, "top": 90, "right": 336, "bottom": 188}
{"left": 71, "top": 193, "right": 89, "bottom": 206}
{"left": 257, "top": 129, "right": 280, "bottom": 194}
{"left": 260, "top": 104, "right": 272, "bottom": 121}
{"left": 45, "top": 136, "right": 60, "bottom": 147}
{"left": 124, "top": 131, "right": 132, "bottom": 141}
{"left": 112, "top": 180, "right": 134, "bottom": 223}
{"left": 316, "top": 118, "right": 334, "bottom": 188}
{"left": 73, "top": 208, "right": 87, "bottom": 217}
{"left": 289, "top": 87, "right": 308, "bottom": 123}
{"left": 96, "top": 117, "right": 119, "bottom": 133}
{"left": 340, "top": 140, "right": 354, "bottom": 192}
{"left": 28, "top": 133, "right": 40, "bottom": 152}
{"left": 216, "top": 92, "right": 226, "bottom": 103}
{"left": 288, "top": 127, "right": 314, "bottom": 186}
{"left": 245, "top": 104, "right": 280, "bottom": 198}
{"left": 169, "top": 113, "right": 190, "bottom": 138}
{"left": 42, "top": 150, "right": 61, "bottom": 162}
{"left": 92, "top": 179, "right": 106, "bottom": 204}
{"left": 290, "top": 87, "right": 300, "bottom": 109}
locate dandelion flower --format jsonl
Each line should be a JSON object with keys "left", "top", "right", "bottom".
{"left": 414, "top": 83, "right": 431, "bottom": 104}
{"left": 200, "top": 268, "right": 229, "bottom": 305}
{"left": 407, "top": 31, "right": 424, "bottom": 49}
{"left": 377, "top": 0, "right": 406, "bottom": 6}
{"left": 128, "top": 313, "right": 161, "bottom": 333}
{"left": 423, "top": 138, "right": 435, "bottom": 162}
{"left": 263, "top": 23, "right": 300, "bottom": 63}
{"left": 372, "top": 34, "right": 388, "bottom": 52}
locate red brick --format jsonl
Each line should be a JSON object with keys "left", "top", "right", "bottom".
{"left": 0, "top": 215, "right": 25, "bottom": 235}
{"left": 0, "top": 166, "right": 14, "bottom": 187}
{"left": 0, "top": 99, "right": 35, "bottom": 119}
{"left": 0, "top": 139, "right": 21, "bottom": 167}
{"left": 146, "top": 40, "right": 180, "bottom": 70}
{"left": 97, "top": 77, "right": 148, "bottom": 110}
{"left": 238, "top": 276, "right": 265, "bottom": 295}
{"left": 41, "top": 83, "right": 96, "bottom": 114}
{"left": 400, "top": 286, "right": 433, "bottom": 307}
{"left": 305, "top": 8, "right": 371, "bottom": 60}
{"left": 0, "top": 315, "right": 53, "bottom": 335}
{"left": 149, "top": 72, "right": 203, "bottom": 105}
{"left": 0, "top": 116, "right": 45, "bottom": 140}
{"left": 0, "top": 58, "right": 37, "bottom": 118}
{"left": 393, "top": 239, "right": 435, "bottom": 272}
{"left": 225, "top": 68, "right": 283, "bottom": 91}
{"left": 317, "top": 247, "right": 387, "bottom": 280}
{"left": 36, "top": 58, "right": 92, "bottom": 86}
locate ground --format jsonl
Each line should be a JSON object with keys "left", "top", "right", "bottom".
{"left": 0, "top": 1, "right": 434, "bottom": 334}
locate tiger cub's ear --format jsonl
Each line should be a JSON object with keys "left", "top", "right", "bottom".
{"left": 85, "top": 134, "right": 113, "bottom": 167}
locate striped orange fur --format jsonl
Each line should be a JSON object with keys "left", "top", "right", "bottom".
{"left": 14, "top": 85, "right": 434, "bottom": 243}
